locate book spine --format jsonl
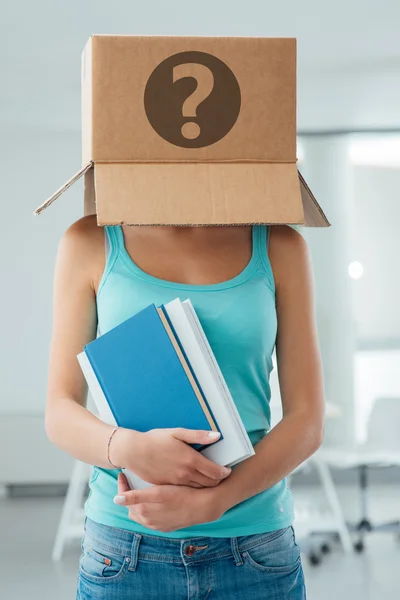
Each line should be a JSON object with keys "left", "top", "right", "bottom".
{"left": 183, "top": 300, "right": 253, "bottom": 455}
{"left": 81, "top": 349, "right": 119, "bottom": 426}
{"left": 158, "top": 305, "right": 223, "bottom": 449}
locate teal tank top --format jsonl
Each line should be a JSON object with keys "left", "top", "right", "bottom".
{"left": 85, "top": 224, "right": 294, "bottom": 538}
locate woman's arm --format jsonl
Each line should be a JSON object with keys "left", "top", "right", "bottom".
{"left": 114, "top": 225, "right": 325, "bottom": 531}
{"left": 44, "top": 216, "right": 124, "bottom": 469}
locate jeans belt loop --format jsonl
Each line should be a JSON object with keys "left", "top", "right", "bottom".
{"left": 128, "top": 533, "right": 142, "bottom": 571}
{"left": 230, "top": 537, "right": 244, "bottom": 566}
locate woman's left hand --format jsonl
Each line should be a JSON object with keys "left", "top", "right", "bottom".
{"left": 114, "top": 472, "right": 224, "bottom": 533}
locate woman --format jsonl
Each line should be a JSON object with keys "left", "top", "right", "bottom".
{"left": 45, "top": 216, "right": 324, "bottom": 599}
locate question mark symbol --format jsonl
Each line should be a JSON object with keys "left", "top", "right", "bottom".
{"left": 172, "top": 63, "right": 215, "bottom": 140}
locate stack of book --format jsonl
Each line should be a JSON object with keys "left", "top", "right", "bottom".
{"left": 78, "top": 297, "right": 254, "bottom": 490}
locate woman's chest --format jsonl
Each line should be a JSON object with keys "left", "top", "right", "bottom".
{"left": 121, "top": 229, "right": 253, "bottom": 286}
{"left": 97, "top": 273, "right": 277, "bottom": 365}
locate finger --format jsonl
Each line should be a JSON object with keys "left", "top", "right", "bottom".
{"left": 187, "top": 481, "right": 204, "bottom": 489}
{"left": 195, "top": 456, "right": 232, "bottom": 481}
{"left": 189, "top": 473, "right": 221, "bottom": 488}
{"left": 114, "top": 487, "right": 162, "bottom": 506}
{"left": 117, "top": 472, "right": 131, "bottom": 494}
{"left": 128, "top": 509, "right": 146, "bottom": 526}
{"left": 128, "top": 508, "right": 160, "bottom": 530}
{"left": 172, "top": 427, "right": 221, "bottom": 445}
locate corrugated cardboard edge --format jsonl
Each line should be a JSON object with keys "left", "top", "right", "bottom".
{"left": 298, "top": 170, "right": 331, "bottom": 227}
{"left": 94, "top": 162, "right": 305, "bottom": 226}
{"left": 84, "top": 166, "right": 96, "bottom": 216}
{"left": 33, "top": 162, "right": 93, "bottom": 215}
{"left": 34, "top": 162, "right": 330, "bottom": 227}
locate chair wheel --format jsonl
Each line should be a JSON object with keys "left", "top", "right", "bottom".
{"left": 354, "top": 541, "right": 364, "bottom": 553}
{"left": 309, "top": 553, "right": 321, "bottom": 566}
{"left": 320, "top": 543, "right": 331, "bottom": 554}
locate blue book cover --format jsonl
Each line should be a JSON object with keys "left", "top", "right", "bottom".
{"left": 83, "top": 304, "right": 222, "bottom": 451}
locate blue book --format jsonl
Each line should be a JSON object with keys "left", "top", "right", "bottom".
{"left": 77, "top": 303, "right": 221, "bottom": 452}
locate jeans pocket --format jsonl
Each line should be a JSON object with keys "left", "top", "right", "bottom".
{"left": 241, "top": 526, "right": 301, "bottom": 573}
{"left": 79, "top": 540, "right": 130, "bottom": 583}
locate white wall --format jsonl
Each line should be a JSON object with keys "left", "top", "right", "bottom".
{"left": 351, "top": 165, "right": 400, "bottom": 342}
{"left": 0, "top": 130, "right": 82, "bottom": 415}
{"left": 0, "top": 130, "right": 82, "bottom": 482}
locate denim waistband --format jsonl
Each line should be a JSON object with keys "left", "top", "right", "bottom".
{"left": 83, "top": 516, "right": 291, "bottom": 570}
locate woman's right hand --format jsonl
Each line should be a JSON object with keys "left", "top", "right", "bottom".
{"left": 110, "top": 427, "right": 232, "bottom": 488}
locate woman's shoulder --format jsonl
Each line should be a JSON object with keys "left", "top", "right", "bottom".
{"left": 63, "top": 214, "right": 103, "bottom": 239}
{"left": 60, "top": 215, "right": 104, "bottom": 254}
{"left": 269, "top": 225, "right": 308, "bottom": 257}
{"left": 56, "top": 215, "right": 106, "bottom": 287}
{"left": 268, "top": 225, "right": 311, "bottom": 288}
{"left": 269, "top": 224, "right": 305, "bottom": 246}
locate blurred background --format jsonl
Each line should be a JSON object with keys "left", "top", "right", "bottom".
{"left": 1, "top": 0, "right": 400, "bottom": 598}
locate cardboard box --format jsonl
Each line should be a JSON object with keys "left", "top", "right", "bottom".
{"left": 35, "top": 35, "right": 329, "bottom": 227}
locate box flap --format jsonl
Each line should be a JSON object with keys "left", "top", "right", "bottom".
{"left": 94, "top": 162, "right": 306, "bottom": 226}
{"left": 298, "top": 170, "right": 330, "bottom": 227}
{"left": 84, "top": 167, "right": 96, "bottom": 216}
{"left": 34, "top": 162, "right": 93, "bottom": 215}
{"left": 34, "top": 161, "right": 329, "bottom": 227}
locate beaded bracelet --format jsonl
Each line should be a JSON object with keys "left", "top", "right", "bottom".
{"left": 107, "top": 426, "right": 124, "bottom": 469}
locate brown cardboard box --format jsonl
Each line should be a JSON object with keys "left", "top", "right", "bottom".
{"left": 35, "top": 35, "right": 329, "bottom": 227}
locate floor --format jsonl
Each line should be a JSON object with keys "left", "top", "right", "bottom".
{"left": 1, "top": 485, "right": 400, "bottom": 599}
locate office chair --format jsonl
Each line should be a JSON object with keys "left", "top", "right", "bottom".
{"left": 351, "top": 396, "right": 400, "bottom": 551}
{"left": 321, "top": 396, "right": 400, "bottom": 552}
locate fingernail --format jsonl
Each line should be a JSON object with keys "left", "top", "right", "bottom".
{"left": 223, "top": 467, "right": 232, "bottom": 475}
{"left": 208, "top": 431, "right": 220, "bottom": 438}
{"left": 113, "top": 495, "right": 126, "bottom": 505}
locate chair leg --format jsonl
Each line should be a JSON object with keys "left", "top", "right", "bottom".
{"left": 343, "top": 465, "right": 400, "bottom": 550}
{"left": 359, "top": 465, "right": 369, "bottom": 522}
{"left": 52, "top": 460, "right": 92, "bottom": 562}
{"left": 313, "top": 456, "right": 353, "bottom": 553}
{"left": 352, "top": 465, "right": 371, "bottom": 551}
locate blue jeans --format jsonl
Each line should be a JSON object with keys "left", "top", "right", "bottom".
{"left": 77, "top": 516, "right": 306, "bottom": 599}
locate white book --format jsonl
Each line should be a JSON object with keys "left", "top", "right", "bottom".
{"left": 79, "top": 298, "right": 254, "bottom": 490}
{"left": 165, "top": 298, "right": 255, "bottom": 467}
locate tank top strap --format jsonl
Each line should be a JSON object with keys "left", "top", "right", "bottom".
{"left": 104, "top": 226, "right": 111, "bottom": 260}
{"left": 98, "top": 226, "right": 124, "bottom": 310}
{"left": 254, "top": 225, "right": 275, "bottom": 289}
{"left": 253, "top": 224, "right": 268, "bottom": 264}
{"left": 100, "top": 226, "right": 123, "bottom": 290}
{"left": 104, "top": 225, "right": 124, "bottom": 261}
